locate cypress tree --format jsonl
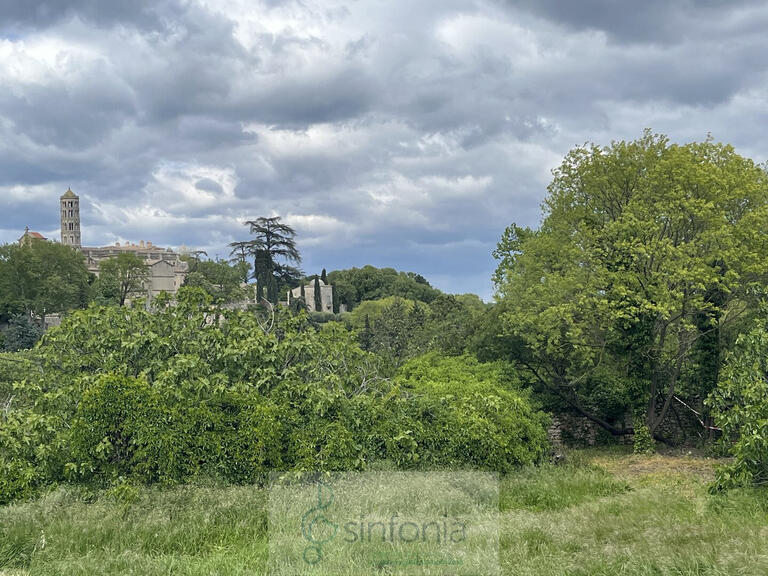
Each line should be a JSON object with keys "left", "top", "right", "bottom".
{"left": 320, "top": 268, "right": 328, "bottom": 284}
{"left": 256, "top": 274, "right": 264, "bottom": 301}
{"left": 314, "top": 276, "right": 322, "bottom": 312}
{"left": 267, "top": 275, "right": 278, "bottom": 304}
{"left": 332, "top": 284, "right": 339, "bottom": 314}
{"left": 360, "top": 314, "right": 372, "bottom": 350}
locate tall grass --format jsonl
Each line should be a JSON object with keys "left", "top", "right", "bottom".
{"left": 1, "top": 451, "right": 767, "bottom": 575}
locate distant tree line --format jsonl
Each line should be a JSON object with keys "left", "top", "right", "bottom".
{"left": 328, "top": 265, "right": 443, "bottom": 310}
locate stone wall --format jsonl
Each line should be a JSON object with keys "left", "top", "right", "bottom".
{"left": 548, "top": 399, "right": 713, "bottom": 449}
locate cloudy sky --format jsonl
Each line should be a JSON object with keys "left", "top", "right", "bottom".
{"left": 2, "top": 1, "right": 767, "bottom": 298}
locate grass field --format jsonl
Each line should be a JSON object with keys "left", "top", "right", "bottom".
{"left": 2, "top": 448, "right": 767, "bottom": 575}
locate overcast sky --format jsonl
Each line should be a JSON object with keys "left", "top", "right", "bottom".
{"left": 2, "top": 1, "right": 767, "bottom": 299}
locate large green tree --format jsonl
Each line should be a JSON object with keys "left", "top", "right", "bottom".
{"left": 96, "top": 253, "right": 150, "bottom": 306}
{"left": 231, "top": 217, "right": 302, "bottom": 304}
{"left": 182, "top": 257, "right": 252, "bottom": 303}
{"left": 327, "top": 266, "right": 441, "bottom": 310}
{"left": 495, "top": 132, "right": 768, "bottom": 439}
{"left": 0, "top": 241, "right": 91, "bottom": 321}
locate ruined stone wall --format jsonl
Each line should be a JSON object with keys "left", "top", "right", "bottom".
{"left": 547, "top": 399, "right": 711, "bottom": 449}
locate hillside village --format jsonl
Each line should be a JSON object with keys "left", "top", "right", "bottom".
{"left": 18, "top": 189, "right": 344, "bottom": 315}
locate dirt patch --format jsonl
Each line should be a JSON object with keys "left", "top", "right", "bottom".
{"left": 589, "top": 452, "right": 719, "bottom": 481}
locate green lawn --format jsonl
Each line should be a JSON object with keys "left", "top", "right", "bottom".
{"left": 2, "top": 449, "right": 767, "bottom": 575}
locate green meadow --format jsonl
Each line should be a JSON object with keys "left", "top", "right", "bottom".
{"left": 2, "top": 449, "right": 767, "bottom": 576}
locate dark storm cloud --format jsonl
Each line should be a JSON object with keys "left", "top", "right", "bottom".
{"left": 0, "top": 0, "right": 180, "bottom": 31}
{"left": 505, "top": 0, "right": 768, "bottom": 44}
{"left": 2, "top": 0, "right": 768, "bottom": 298}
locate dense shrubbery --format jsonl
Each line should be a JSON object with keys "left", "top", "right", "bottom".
{"left": 708, "top": 322, "right": 768, "bottom": 490}
{"left": 0, "top": 288, "right": 548, "bottom": 504}
{"left": 346, "top": 295, "right": 487, "bottom": 368}
{"left": 388, "top": 354, "right": 549, "bottom": 469}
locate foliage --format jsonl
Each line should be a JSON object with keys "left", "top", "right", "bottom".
{"left": 347, "top": 294, "right": 487, "bottom": 363}
{"left": 632, "top": 425, "right": 655, "bottom": 455}
{"left": 346, "top": 297, "right": 428, "bottom": 367}
{"left": 327, "top": 265, "right": 441, "bottom": 310}
{"left": 345, "top": 296, "right": 418, "bottom": 331}
{"left": 0, "top": 241, "right": 91, "bottom": 321}
{"left": 2, "top": 314, "right": 43, "bottom": 352}
{"left": 182, "top": 257, "right": 252, "bottom": 304}
{"left": 94, "top": 253, "right": 149, "bottom": 306}
{"left": 424, "top": 293, "right": 487, "bottom": 355}
{"left": 230, "top": 217, "right": 302, "bottom": 303}
{"left": 0, "top": 288, "right": 548, "bottom": 504}
{"left": 495, "top": 131, "right": 768, "bottom": 439}
{"left": 0, "top": 351, "right": 37, "bottom": 408}
{"left": 387, "top": 353, "right": 550, "bottom": 471}
{"left": 707, "top": 322, "right": 768, "bottom": 489}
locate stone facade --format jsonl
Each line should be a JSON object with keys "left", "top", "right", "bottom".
{"left": 287, "top": 279, "right": 335, "bottom": 313}
{"left": 19, "top": 189, "right": 191, "bottom": 301}
{"left": 82, "top": 242, "right": 189, "bottom": 301}
{"left": 548, "top": 402, "right": 712, "bottom": 449}
{"left": 60, "top": 189, "right": 81, "bottom": 248}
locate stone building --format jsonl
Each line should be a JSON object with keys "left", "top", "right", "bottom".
{"left": 18, "top": 227, "right": 47, "bottom": 246}
{"left": 287, "top": 279, "right": 335, "bottom": 313}
{"left": 82, "top": 242, "right": 189, "bottom": 300}
{"left": 60, "top": 188, "right": 81, "bottom": 248}
{"left": 54, "top": 189, "right": 188, "bottom": 300}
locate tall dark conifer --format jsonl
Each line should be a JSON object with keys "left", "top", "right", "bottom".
{"left": 229, "top": 216, "right": 303, "bottom": 304}
{"left": 331, "top": 285, "right": 339, "bottom": 314}
{"left": 313, "top": 276, "right": 322, "bottom": 312}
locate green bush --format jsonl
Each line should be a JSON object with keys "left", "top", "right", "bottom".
{"left": 2, "top": 315, "right": 43, "bottom": 352}
{"left": 385, "top": 353, "right": 550, "bottom": 471}
{"left": 632, "top": 425, "right": 655, "bottom": 455}
{"left": 707, "top": 324, "right": 768, "bottom": 490}
{"left": 0, "top": 288, "right": 549, "bottom": 504}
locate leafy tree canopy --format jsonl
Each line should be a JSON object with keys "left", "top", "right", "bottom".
{"left": 94, "top": 252, "right": 149, "bottom": 306}
{"left": 327, "top": 265, "right": 442, "bottom": 310}
{"left": 495, "top": 131, "right": 768, "bottom": 439}
{"left": 182, "top": 257, "right": 253, "bottom": 304}
{"left": 0, "top": 241, "right": 91, "bottom": 321}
